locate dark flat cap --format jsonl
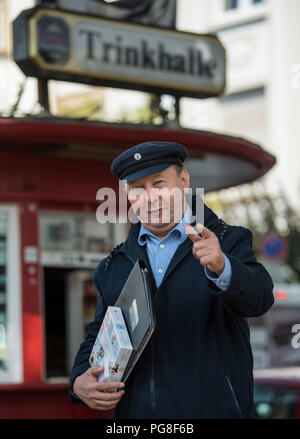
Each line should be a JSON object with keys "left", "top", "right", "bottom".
{"left": 110, "top": 141, "right": 189, "bottom": 182}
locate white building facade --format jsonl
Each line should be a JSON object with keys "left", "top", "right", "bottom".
{"left": 177, "top": 0, "right": 300, "bottom": 211}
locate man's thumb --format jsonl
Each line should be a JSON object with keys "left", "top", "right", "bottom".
{"left": 89, "top": 366, "right": 104, "bottom": 378}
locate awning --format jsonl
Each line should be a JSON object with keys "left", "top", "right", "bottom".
{"left": 0, "top": 116, "right": 276, "bottom": 192}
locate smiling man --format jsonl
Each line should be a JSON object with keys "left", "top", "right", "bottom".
{"left": 126, "top": 165, "right": 190, "bottom": 237}
{"left": 69, "top": 141, "right": 274, "bottom": 418}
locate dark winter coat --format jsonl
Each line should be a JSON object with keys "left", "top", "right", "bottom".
{"left": 69, "top": 195, "right": 274, "bottom": 418}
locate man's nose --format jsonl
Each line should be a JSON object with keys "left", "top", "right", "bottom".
{"left": 145, "top": 187, "right": 161, "bottom": 204}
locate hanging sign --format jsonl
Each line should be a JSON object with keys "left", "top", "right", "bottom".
{"left": 13, "top": 7, "right": 226, "bottom": 98}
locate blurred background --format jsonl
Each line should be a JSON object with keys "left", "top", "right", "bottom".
{"left": 0, "top": 0, "right": 300, "bottom": 419}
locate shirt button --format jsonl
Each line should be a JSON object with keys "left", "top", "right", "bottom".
{"left": 158, "top": 269, "right": 163, "bottom": 274}
{"left": 160, "top": 244, "right": 165, "bottom": 248}
{"left": 220, "top": 281, "right": 225, "bottom": 286}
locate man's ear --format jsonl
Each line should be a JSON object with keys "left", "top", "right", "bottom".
{"left": 181, "top": 169, "right": 190, "bottom": 191}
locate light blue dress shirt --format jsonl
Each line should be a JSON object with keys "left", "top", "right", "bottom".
{"left": 138, "top": 203, "right": 232, "bottom": 289}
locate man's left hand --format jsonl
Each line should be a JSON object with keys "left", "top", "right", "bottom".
{"left": 185, "top": 223, "right": 225, "bottom": 275}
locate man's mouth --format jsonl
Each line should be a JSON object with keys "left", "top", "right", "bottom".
{"left": 148, "top": 208, "right": 162, "bottom": 213}
{"left": 146, "top": 207, "right": 168, "bottom": 215}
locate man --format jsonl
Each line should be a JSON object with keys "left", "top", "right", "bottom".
{"left": 69, "top": 141, "right": 274, "bottom": 418}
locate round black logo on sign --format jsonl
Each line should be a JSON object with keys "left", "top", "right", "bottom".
{"left": 38, "top": 15, "right": 70, "bottom": 65}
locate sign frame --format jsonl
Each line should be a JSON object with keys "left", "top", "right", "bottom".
{"left": 13, "top": 6, "right": 226, "bottom": 99}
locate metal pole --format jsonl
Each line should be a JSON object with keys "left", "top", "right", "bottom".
{"left": 37, "top": 78, "right": 50, "bottom": 113}
{"left": 174, "top": 96, "right": 181, "bottom": 126}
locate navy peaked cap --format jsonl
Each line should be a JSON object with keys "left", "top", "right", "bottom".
{"left": 110, "top": 141, "right": 189, "bottom": 182}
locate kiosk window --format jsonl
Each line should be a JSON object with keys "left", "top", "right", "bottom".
{"left": 0, "top": 214, "right": 7, "bottom": 371}
{"left": 39, "top": 211, "right": 115, "bottom": 379}
{"left": 40, "top": 212, "right": 113, "bottom": 254}
{"left": 0, "top": 206, "right": 22, "bottom": 383}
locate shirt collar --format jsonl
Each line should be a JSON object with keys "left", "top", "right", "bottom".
{"left": 138, "top": 202, "right": 192, "bottom": 246}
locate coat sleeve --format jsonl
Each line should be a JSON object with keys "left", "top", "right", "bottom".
{"left": 208, "top": 226, "right": 274, "bottom": 318}
{"left": 69, "top": 265, "right": 108, "bottom": 405}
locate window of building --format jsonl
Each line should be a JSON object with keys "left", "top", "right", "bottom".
{"left": 0, "top": 206, "right": 22, "bottom": 383}
{"left": 225, "top": 0, "right": 239, "bottom": 11}
{"left": 224, "top": 0, "right": 265, "bottom": 12}
{"left": 208, "top": 0, "right": 267, "bottom": 33}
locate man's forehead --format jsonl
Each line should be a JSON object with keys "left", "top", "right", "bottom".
{"left": 127, "top": 168, "right": 173, "bottom": 185}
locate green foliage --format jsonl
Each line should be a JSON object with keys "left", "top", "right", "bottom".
{"left": 120, "top": 94, "right": 177, "bottom": 125}
{"left": 8, "top": 81, "right": 25, "bottom": 117}
{"left": 61, "top": 100, "right": 101, "bottom": 120}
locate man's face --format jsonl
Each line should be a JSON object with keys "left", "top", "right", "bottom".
{"left": 125, "top": 165, "right": 190, "bottom": 238}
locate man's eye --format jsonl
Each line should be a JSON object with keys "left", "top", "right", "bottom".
{"left": 128, "top": 187, "right": 144, "bottom": 196}
{"left": 129, "top": 185, "right": 143, "bottom": 190}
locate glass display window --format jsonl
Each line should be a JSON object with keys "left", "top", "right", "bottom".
{"left": 0, "top": 206, "right": 22, "bottom": 383}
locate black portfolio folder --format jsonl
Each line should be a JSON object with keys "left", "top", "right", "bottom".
{"left": 114, "top": 259, "right": 156, "bottom": 382}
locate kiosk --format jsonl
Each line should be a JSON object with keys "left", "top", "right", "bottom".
{"left": 0, "top": 116, "right": 275, "bottom": 418}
